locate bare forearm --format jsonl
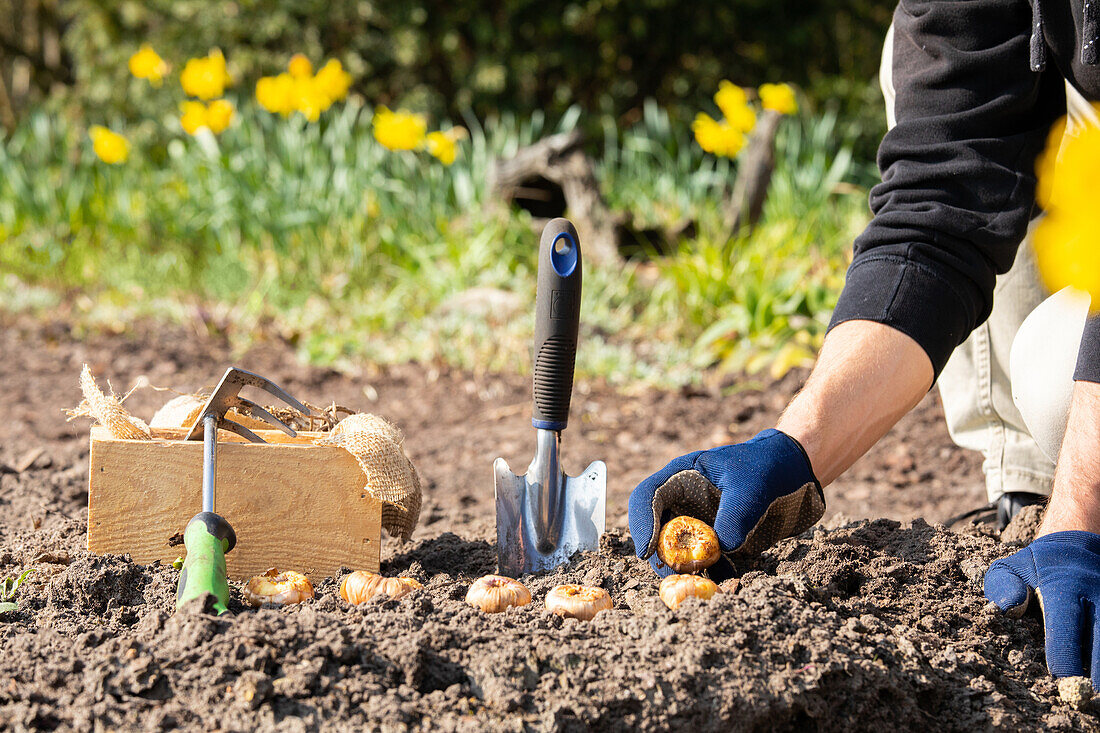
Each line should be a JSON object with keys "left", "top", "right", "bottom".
{"left": 1039, "top": 381, "right": 1100, "bottom": 535}
{"left": 776, "top": 320, "right": 934, "bottom": 485}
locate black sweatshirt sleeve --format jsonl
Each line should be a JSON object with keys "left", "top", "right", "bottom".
{"left": 1075, "top": 316, "right": 1100, "bottom": 383}
{"left": 828, "top": 0, "right": 1066, "bottom": 378}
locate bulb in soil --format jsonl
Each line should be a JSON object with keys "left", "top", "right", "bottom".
{"left": 244, "top": 569, "right": 314, "bottom": 607}
{"left": 658, "top": 574, "right": 719, "bottom": 610}
{"left": 339, "top": 570, "right": 423, "bottom": 605}
{"left": 545, "top": 584, "right": 612, "bottom": 621}
{"left": 465, "top": 575, "right": 532, "bottom": 613}
{"left": 656, "top": 516, "right": 721, "bottom": 573}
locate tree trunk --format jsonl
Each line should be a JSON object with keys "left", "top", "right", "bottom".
{"left": 725, "top": 109, "right": 783, "bottom": 236}
{"left": 490, "top": 130, "right": 622, "bottom": 265}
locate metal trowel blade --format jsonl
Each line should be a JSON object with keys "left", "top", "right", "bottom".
{"left": 494, "top": 457, "right": 606, "bottom": 577}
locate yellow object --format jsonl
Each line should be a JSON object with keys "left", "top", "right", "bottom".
{"left": 1034, "top": 117, "right": 1100, "bottom": 309}
{"left": 288, "top": 53, "right": 313, "bottom": 78}
{"left": 256, "top": 73, "right": 296, "bottom": 116}
{"left": 759, "top": 83, "right": 798, "bottom": 115}
{"left": 180, "top": 49, "right": 230, "bottom": 100}
{"left": 692, "top": 113, "right": 745, "bottom": 158}
{"left": 339, "top": 571, "right": 422, "bottom": 604}
{"left": 656, "top": 516, "right": 721, "bottom": 574}
{"left": 128, "top": 44, "right": 169, "bottom": 85}
{"left": 244, "top": 569, "right": 314, "bottom": 607}
{"left": 465, "top": 575, "right": 532, "bottom": 613}
{"left": 292, "top": 76, "right": 329, "bottom": 122}
{"left": 714, "top": 80, "right": 756, "bottom": 132}
{"left": 205, "top": 99, "right": 235, "bottom": 133}
{"left": 179, "top": 101, "right": 208, "bottom": 135}
{"left": 257, "top": 60, "right": 350, "bottom": 121}
{"left": 314, "top": 59, "right": 352, "bottom": 103}
{"left": 373, "top": 107, "right": 427, "bottom": 151}
{"left": 545, "top": 584, "right": 613, "bottom": 621}
{"left": 180, "top": 99, "right": 234, "bottom": 135}
{"left": 88, "top": 126, "right": 130, "bottom": 165}
{"left": 426, "top": 127, "right": 466, "bottom": 165}
{"left": 658, "top": 574, "right": 719, "bottom": 610}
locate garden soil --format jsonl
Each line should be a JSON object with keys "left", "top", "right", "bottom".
{"left": 0, "top": 313, "right": 1095, "bottom": 731}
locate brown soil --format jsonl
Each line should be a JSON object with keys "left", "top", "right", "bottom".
{"left": 0, "top": 313, "right": 1093, "bottom": 731}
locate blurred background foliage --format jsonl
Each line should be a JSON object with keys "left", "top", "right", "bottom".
{"left": 3, "top": 0, "right": 892, "bottom": 149}
{"left": 0, "top": 0, "right": 893, "bottom": 385}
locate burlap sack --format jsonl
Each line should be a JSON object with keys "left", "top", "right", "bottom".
{"left": 315, "top": 413, "right": 422, "bottom": 540}
{"left": 66, "top": 364, "right": 151, "bottom": 441}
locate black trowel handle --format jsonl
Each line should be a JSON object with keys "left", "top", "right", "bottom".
{"left": 532, "top": 218, "right": 582, "bottom": 431}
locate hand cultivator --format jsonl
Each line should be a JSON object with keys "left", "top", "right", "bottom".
{"left": 494, "top": 218, "right": 608, "bottom": 576}
{"left": 177, "top": 367, "right": 315, "bottom": 614}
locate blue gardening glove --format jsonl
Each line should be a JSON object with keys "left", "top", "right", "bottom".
{"left": 985, "top": 531, "right": 1100, "bottom": 687}
{"left": 627, "top": 429, "right": 825, "bottom": 577}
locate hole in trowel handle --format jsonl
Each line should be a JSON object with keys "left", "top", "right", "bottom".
{"left": 550, "top": 232, "right": 578, "bottom": 277}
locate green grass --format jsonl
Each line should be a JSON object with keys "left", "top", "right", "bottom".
{"left": 0, "top": 99, "right": 871, "bottom": 385}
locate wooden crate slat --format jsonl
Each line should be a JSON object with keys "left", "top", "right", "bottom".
{"left": 87, "top": 426, "right": 381, "bottom": 580}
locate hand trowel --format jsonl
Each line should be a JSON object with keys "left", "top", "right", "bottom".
{"left": 494, "top": 218, "right": 607, "bottom": 577}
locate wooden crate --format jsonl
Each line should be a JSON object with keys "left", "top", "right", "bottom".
{"left": 87, "top": 426, "right": 381, "bottom": 580}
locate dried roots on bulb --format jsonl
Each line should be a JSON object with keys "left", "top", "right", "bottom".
{"left": 545, "top": 584, "right": 612, "bottom": 621}
{"left": 465, "top": 575, "right": 532, "bottom": 613}
{"left": 244, "top": 569, "right": 314, "bottom": 607}
{"left": 658, "top": 574, "right": 719, "bottom": 610}
{"left": 656, "top": 516, "right": 721, "bottom": 574}
{"left": 339, "top": 570, "right": 423, "bottom": 605}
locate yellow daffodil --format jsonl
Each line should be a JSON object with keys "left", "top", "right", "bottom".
{"left": 714, "top": 81, "right": 747, "bottom": 121}
{"left": 314, "top": 59, "right": 352, "bottom": 103}
{"left": 759, "top": 83, "right": 798, "bottom": 115}
{"left": 256, "top": 73, "right": 296, "bottom": 116}
{"left": 181, "top": 49, "right": 231, "bottom": 100}
{"left": 204, "top": 99, "right": 234, "bottom": 133}
{"left": 180, "top": 101, "right": 208, "bottom": 135}
{"left": 179, "top": 99, "right": 234, "bottom": 135}
{"left": 715, "top": 81, "right": 756, "bottom": 132}
{"left": 256, "top": 56, "right": 352, "bottom": 121}
{"left": 89, "top": 125, "right": 129, "bottom": 164}
{"left": 692, "top": 113, "right": 745, "bottom": 158}
{"left": 373, "top": 107, "right": 427, "bottom": 151}
{"left": 128, "top": 44, "right": 169, "bottom": 85}
{"left": 288, "top": 53, "right": 313, "bottom": 78}
{"left": 426, "top": 127, "right": 468, "bottom": 165}
{"left": 724, "top": 102, "right": 756, "bottom": 134}
{"left": 290, "top": 76, "right": 329, "bottom": 122}
{"left": 1033, "top": 120, "right": 1100, "bottom": 307}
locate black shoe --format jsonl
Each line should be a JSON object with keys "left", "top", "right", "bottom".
{"left": 996, "top": 491, "right": 1046, "bottom": 531}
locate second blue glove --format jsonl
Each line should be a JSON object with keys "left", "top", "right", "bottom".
{"left": 985, "top": 531, "right": 1100, "bottom": 687}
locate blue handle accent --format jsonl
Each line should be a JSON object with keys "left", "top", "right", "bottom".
{"left": 533, "top": 419, "right": 567, "bottom": 431}
{"left": 550, "top": 233, "right": 578, "bottom": 278}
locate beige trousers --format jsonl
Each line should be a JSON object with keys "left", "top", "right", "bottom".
{"left": 880, "top": 26, "right": 1096, "bottom": 501}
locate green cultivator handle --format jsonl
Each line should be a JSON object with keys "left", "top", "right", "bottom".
{"left": 176, "top": 512, "right": 236, "bottom": 615}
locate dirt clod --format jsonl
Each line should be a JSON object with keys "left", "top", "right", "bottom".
{"left": 1001, "top": 503, "right": 1046, "bottom": 545}
{"left": 1058, "top": 676, "right": 1095, "bottom": 711}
